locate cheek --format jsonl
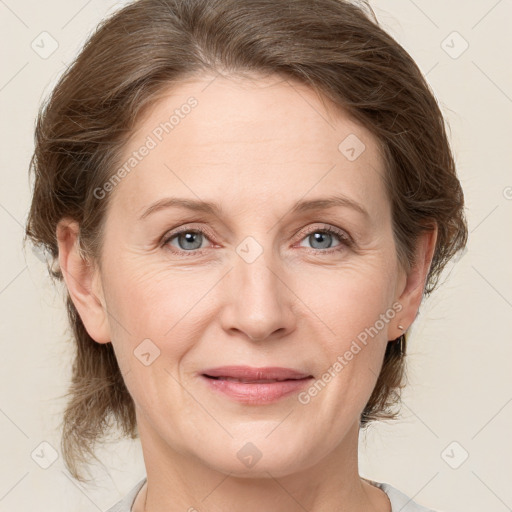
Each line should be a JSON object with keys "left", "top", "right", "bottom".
{"left": 293, "top": 258, "right": 397, "bottom": 337}
{"left": 101, "top": 259, "right": 204, "bottom": 362}
{"left": 107, "top": 255, "right": 202, "bottom": 319}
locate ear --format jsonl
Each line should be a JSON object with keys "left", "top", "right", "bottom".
{"left": 56, "top": 217, "right": 111, "bottom": 344}
{"left": 391, "top": 224, "right": 438, "bottom": 339}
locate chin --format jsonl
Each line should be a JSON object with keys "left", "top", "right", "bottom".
{"left": 194, "top": 437, "right": 317, "bottom": 479}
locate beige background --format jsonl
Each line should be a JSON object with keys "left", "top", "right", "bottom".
{"left": 1, "top": 1, "right": 511, "bottom": 511}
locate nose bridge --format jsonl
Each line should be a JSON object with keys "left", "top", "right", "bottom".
{"left": 223, "top": 231, "right": 294, "bottom": 340}
{"left": 235, "top": 232, "right": 282, "bottom": 305}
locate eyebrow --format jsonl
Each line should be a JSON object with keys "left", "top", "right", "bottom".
{"left": 138, "top": 194, "right": 369, "bottom": 221}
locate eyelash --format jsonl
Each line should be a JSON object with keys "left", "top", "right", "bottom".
{"left": 161, "top": 223, "right": 352, "bottom": 257}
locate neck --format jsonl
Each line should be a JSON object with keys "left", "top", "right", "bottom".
{"left": 133, "top": 418, "right": 390, "bottom": 512}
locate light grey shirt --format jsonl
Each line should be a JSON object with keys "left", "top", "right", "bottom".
{"left": 106, "top": 477, "right": 440, "bottom": 512}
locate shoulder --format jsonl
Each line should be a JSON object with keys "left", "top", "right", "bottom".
{"left": 365, "top": 478, "right": 443, "bottom": 512}
{"left": 106, "top": 478, "right": 147, "bottom": 512}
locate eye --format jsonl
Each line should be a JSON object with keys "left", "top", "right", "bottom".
{"left": 163, "top": 227, "right": 213, "bottom": 255}
{"left": 296, "top": 224, "right": 352, "bottom": 254}
{"left": 162, "top": 223, "right": 352, "bottom": 256}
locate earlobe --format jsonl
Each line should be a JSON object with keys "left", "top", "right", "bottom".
{"left": 56, "top": 218, "right": 111, "bottom": 344}
{"left": 393, "top": 224, "right": 438, "bottom": 339}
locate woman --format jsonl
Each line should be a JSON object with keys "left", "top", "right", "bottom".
{"left": 24, "top": 0, "right": 467, "bottom": 510}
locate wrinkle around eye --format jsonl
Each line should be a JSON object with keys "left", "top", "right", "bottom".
{"left": 138, "top": 209, "right": 374, "bottom": 251}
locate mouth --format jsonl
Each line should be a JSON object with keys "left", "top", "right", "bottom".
{"left": 201, "top": 365, "right": 313, "bottom": 381}
{"left": 203, "top": 375, "right": 305, "bottom": 383}
{"left": 199, "top": 366, "right": 314, "bottom": 404}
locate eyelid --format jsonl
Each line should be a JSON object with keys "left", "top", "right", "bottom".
{"left": 298, "top": 223, "right": 352, "bottom": 245}
{"left": 162, "top": 223, "right": 217, "bottom": 244}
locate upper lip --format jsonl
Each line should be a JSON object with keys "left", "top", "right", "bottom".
{"left": 201, "top": 366, "right": 313, "bottom": 381}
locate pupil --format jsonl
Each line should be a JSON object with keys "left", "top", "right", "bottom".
{"left": 180, "top": 232, "right": 202, "bottom": 250}
{"left": 311, "top": 232, "right": 331, "bottom": 249}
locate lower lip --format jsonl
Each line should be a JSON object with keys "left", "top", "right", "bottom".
{"left": 201, "top": 375, "right": 313, "bottom": 404}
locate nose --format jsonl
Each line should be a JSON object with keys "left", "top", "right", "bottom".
{"left": 220, "top": 252, "right": 297, "bottom": 342}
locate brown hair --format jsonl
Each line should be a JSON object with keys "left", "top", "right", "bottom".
{"left": 24, "top": 0, "right": 467, "bottom": 483}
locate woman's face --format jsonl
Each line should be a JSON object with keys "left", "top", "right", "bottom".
{"left": 64, "top": 74, "right": 428, "bottom": 477}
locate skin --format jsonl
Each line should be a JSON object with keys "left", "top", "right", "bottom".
{"left": 56, "top": 73, "right": 437, "bottom": 512}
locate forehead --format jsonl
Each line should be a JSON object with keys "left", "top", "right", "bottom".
{"left": 108, "top": 74, "right": 388, "bottom": 221}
